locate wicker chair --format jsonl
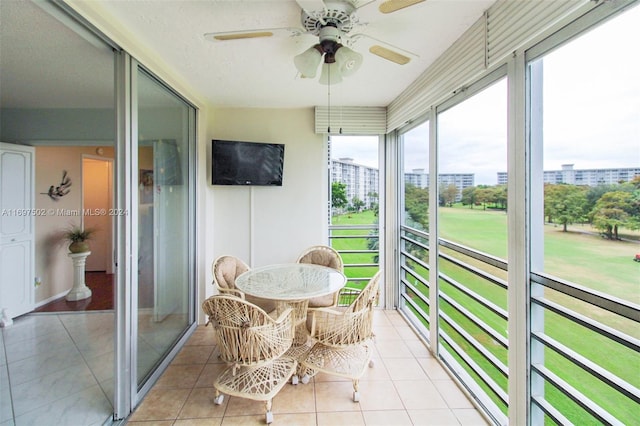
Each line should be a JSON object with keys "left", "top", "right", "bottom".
{"left": 202, "top": 295, "right": 297, "bottom": 424}
{"left": 212, "top": 255, "right": 276, "bottom": 313}
{"left": 299, "top": 270, "right": 381, "bottom": 401}
{"left": 295, "top": 245, "right": 344, "bottom": 309}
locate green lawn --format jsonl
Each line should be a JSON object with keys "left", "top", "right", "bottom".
{"left": 332, "top": 207, "right": 640, "bottom": 425}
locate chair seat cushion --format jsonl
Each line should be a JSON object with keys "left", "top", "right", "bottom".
{"left": 307, "top": 293, "right": 336, "bottom": 309}
{"left": 245, "top": 295, "right": 277, "bottom": 314}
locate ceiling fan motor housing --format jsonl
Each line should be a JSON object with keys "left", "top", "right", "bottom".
{"left": 301, "top": 0, "right": 357, "bottom": 36}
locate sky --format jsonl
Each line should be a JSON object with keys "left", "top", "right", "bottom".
{"left": 331, "top": 5, "right": 640, "bottom": 186}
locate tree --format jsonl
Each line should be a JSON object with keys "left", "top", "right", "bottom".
{"left": 368, "top": 191, "right": 379, "bottom": 216}
{"left": 461, "top": 186, "right": 477, "bottom": 208}
{"left": 591, "top": 191, "right": 633, "bottom": 239}
{"left": 493, "top": 185, "right": 508, "bottom": 210}
{"left": 351, "top": 197, "right": 365, "bottom": 212}
{"left": 331, "top": 182, "right": 348, "bottom": 210}
{"left": 475, "top": 187, "right": 494, "bottom": 210}
{"left": 544, "top": 184, "right": 588, "bottom": 231}
{"left": 440, "top": 183, "right": 458, "bottom": 207}
{"left": 404, "top": 184, "right": 429, "bottom": 230}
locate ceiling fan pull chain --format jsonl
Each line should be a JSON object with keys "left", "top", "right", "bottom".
{"left": 327, "top": 65, "right": 331, "bottom": 133}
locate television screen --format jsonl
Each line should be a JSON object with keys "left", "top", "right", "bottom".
{"left": 212, "top": 140, "right": 285, "bottom": 186}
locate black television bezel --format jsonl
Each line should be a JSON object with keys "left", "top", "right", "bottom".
{"left": 211, "top": 139, "right": 285, "bottom": 186}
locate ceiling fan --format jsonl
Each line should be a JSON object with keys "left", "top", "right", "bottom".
{"left": 204, "top": 0, "right": 425, "bottom": 85}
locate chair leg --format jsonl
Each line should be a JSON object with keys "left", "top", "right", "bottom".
{"left": 265, "top": 399, "right": 274, "bottom": 424}
{"left": 352, "top": 379, "right": 360, "bottom": 402}
{"left": 213, "top": 389, "right": 224, "bottom": 405}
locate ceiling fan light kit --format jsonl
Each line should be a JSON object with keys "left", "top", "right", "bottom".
{"left": 294, "top": 46, "right": 323, "bottom": 78}
{"left": 334, "top": 45, "right": 363, "bottom": 77}
{"left": 319, "top": 62, "right": 343, "bottom": 85}
{"left": 294, "top": 24, "right": 363, "bottom": 84}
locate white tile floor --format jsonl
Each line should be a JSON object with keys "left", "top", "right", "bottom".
{"left": 1, "top": 313, "right": 114, "bottom": 426}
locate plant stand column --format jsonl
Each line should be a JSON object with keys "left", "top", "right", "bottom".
{"left": 66, "top": 252, "right": 92, "bottom": 301}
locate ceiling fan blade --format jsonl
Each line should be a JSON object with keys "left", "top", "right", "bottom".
{"left": 378, "top": 0, "right": 426, "bottom": 14}
{"left": 369, "top": 45, "right": 411, "bottom": 65}
{"left": 204, "top": 28, "right": 305, "bottom": 42}
{"left": 206, "top": 31, "right": 274, "bottom": 41}
{"left": 295, "top": 0, "right": 328, "bottom": 15}
{"left": 348, "top": 33, "right": 417, "bottom": 65}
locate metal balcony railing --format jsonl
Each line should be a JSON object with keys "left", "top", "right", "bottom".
{"left": 399, "top": 224, "right": 640, "bottom": 425}
{"left": 328, "top": 223, "right": 379, "bottom": 296}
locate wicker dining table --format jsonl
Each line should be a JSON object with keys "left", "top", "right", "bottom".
{"left": 235, "top": 263, "right": 347, "bottom": 382}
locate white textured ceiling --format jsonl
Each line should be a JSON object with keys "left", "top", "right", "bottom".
{"left": 1, "top": 0, "right": 496, "bottom": 110}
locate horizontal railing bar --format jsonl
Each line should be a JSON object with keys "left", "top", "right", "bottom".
{"left": 343, "top": 263, "right": 379, "bottom": 268}
{"left": 532, "top": 331, "right": 640, "bottom": 404}
{"left": 532, "top": 272, "right": 640, "bottom": 322}
{"left": 401, "top": 251, "right": 430, "bottom": 273}
{"left": 440, "top": 311, "right": 509, "bottom": 377}
{"left": 330, "top": 225, "right": 378, "bottom": 230}
{"left": 531, "top": 396, "right": 572, "bottom": 426}
{"left": 439, "top": 350, "right": 509, "bottom": 426}
{"left": 401, "top": 277, "right": 430, "bottom": 307}
{"left": 439, "top": 251, "right": 508, "bottom": 291}
{"left": 440, "top": 330, "right": 509, "bottom": 405}
{"left": 330, "top": 234, "right": 379, "bottom": 239}
{"left": 440, "top": 292, "right": 509, "bottom": 349}
{"left": 397, "top": 308, "right": 431, "bottom": 345}
{"left": 401, "top": 234, "right": 430, "bottom": 251}
{"left": 440, "top": 272, "right": 509, "bottom": 321}
{"left": 401, "top": 293, "right": 430, "bottom": 326}
{"left": 439, "top": 237, "right": 508, "bottom": 271}
{"left": 532, "top": 364, "right": 623, "bottom": 425}
{"left": 532, "top": 296, "right": 640, "bottom": 352}
{"left": 401, "top": 224, "right": 429, "bottom": 241}
{"left": 401, "top": 265, "right": 430, "bottom": 289}
{"left": 338, "top": 250, "right": 378, "bottom": 254}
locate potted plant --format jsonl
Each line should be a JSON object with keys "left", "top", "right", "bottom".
{"left": 64, "top": 226, "right": 95, "bottom": 253}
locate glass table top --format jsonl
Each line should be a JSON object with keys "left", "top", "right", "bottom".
{"left": 235, "top": 263, "right": 347, "bottom": 301}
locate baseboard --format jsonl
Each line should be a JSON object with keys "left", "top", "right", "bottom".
{"left": 35, "top": 290, "right": 69, "bottom": 308}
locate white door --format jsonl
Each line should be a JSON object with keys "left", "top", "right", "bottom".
{"left": 0, "top": 142, "right": 35, "bottom": 320}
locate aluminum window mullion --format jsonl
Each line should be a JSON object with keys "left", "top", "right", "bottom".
{"left": 113, "top": 49, "right": 132, "bottom": 421}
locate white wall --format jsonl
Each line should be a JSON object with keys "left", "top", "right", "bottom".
{"left": 205, "top": 107, "right": 328, "bottom": 274}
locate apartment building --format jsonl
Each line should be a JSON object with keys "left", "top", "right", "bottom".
{"left": 497, "top": 164, "right": 640, "bottom": 186}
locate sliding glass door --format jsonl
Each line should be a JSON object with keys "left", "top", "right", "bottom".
{"left": 133, "top": 66, "right": 196, "bottom": 391}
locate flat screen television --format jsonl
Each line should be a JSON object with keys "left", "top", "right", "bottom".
{"left": 212, "top": 139, "right": 285, "bottom": 186}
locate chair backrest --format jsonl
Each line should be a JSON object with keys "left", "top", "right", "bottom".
{"left": 309, "top": 270, "right": 381, "bottom": 346}
{"left": 202, "top": 295, "right": 293, "bottom": 365}
{"left": 212, "top": 255, "right": 250, "bottom": 290}
{"left": 346, "top": 270, "right": 381, "bottom": 313}
{"left": 296, "top": 245, "right": 343, "bottom": 272}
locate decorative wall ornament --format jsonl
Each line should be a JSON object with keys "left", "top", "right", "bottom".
{"left": 42, "top": 170, "right": 72, "bottom": 200}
